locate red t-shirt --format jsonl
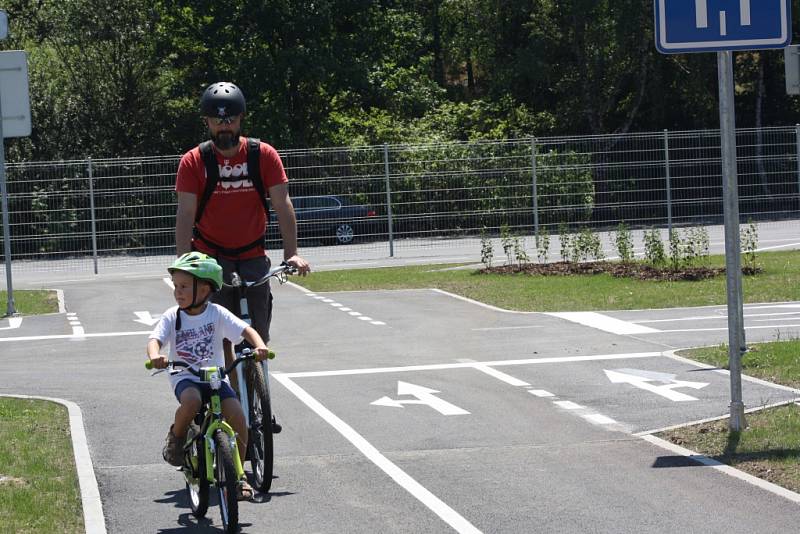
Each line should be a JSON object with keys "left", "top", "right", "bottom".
{"left": 176, "top": 138, "right": 288, "bottom": 260}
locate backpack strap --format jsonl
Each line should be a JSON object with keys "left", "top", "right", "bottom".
{"left": 195, "top": 140, "right": 219, "bottom": 224}
{"left": 246, "top": 137, "right": 269, "bottom": 215}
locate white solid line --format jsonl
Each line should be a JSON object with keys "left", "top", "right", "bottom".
{"left": 469, "top": 363, "right": 530, "bottom": 386}
{"left": 429, "top": 288, "right": 537, "bottom": 314}
{"left": 547, "top": 312, "right": 660, "bottom": 335}
{"left": 652, "top": 324, "right": 800, "bottom": 333}
{"left": 641, "top": 434, "right": 800, "bottom": 504}
{"left": 0, "top": 394, "right": 107, "bottom": 533}
{"left": 471, "top": 325, "right": 543, "bottom": 331}
{"left": 162, "top": 277, "right": 174, "bottom": 289}
{"left": 273, "top": 375, "right": 482, "bottom": 534}
{"left": 554, "top": 400, "right": 583, "bottom": 410}
{"left": 636, "top": 311, "right": 800, "bottom": 324}
{"left": 278, "top": 352, "right": 662, "bottom": 379}
{"left": 584, "top": 413, "right": 617, "bottom": 425}
{"left": 0, "top": 331, "right": 152, "bottom": 343}
{"left": 756, "top": 242, "right": 800, "bottom": 252}
{"left": 528, "top": 390, "right": 555, "bottom": 398}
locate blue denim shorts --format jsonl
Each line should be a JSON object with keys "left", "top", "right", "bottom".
{"left": 174, "top": 379, "right": 238, "bottom": 403}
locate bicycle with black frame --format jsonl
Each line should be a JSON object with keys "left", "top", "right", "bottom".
{"left": 224, "top": 261, "right": 297, "bottom": 493}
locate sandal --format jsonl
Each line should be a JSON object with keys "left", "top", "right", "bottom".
{"left": 237, "top": 479, "right": 255, "bottom": 501}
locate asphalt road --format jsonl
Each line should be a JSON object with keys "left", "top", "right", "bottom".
{"left": 1, "top": 270, "right": 800, "bottom": 533}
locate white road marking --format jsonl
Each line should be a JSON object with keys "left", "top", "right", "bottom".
{"left": 471, "top": 325, "right": 543, "bottom": 331}
{"left": 465, "top": 362, "right": 530, "bottom": 386}
{"left": 371, "top": 321, "right": 387, "bottom": 326}
{"left": 0, "top": 394, "right": 106, "bottom": 533}
{"left": 162, "top": 277, "right": 174, "bottom": 289}
{"left": 652, "top": 324, "right": 800, "bottom": 333}
{"left": 605, "top": 369, "right": 708, "bottom": 402}
{"left": 278, "top": 352, "right": 662, "bottom": 379}
{"left": 554, "top": 400, "right": 583, "bottom": 410}
{"left": 133, "top": 311, "right": 160, "bottom": 326}
{"left": 358, "top": 316, "right": 373, "bottom": 321}
{"left": 372, "top": 381, "right": 470, "bottom": 416}
{"left": 430, "top": 288, "right": 537, "bottom": 314}
{"left": 547, "top": 312, "right": 660, "bottom": 334}
{"left": 339, "top": 307, "right": 352, "bottom": 312}
{"left": 583, "top": 413, "right": 616, "bottom": 425}
{"left": 0, "top": 331, "right": 152, "bottom": 343}
{"left": 635, "top": 311, "right": 800, "bottom": 324}
{"left": 528, "top": 390, "right": 555, "bottom": 398}
{"left": 0, "top": 316, "right": 22, "bottom": 330}
{"left": 274, "top": 375, "right": 482, "bottom": 534}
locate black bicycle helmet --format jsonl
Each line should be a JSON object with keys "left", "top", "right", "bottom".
{"left": 200, "top": 82, "right": 246, "bottom": 118}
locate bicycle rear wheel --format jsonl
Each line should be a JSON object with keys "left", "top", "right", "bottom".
{"left": 246, "top": 360, "right": 274, "bottom": 493}
{"left": 186, "top": 431, "right": 209, "bottom": 518}
{"left": 212, "top": 430, "right": 238, "bottom": 533}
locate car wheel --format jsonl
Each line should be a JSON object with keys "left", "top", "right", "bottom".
{"left": 334, "top": 223, "right": 355, "bottom": 245}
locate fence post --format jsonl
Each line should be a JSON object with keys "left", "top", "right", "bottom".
{"left": 795, "top": 124, "right": 800, "bottom": 214}
{"left": 383, "top": 143, "right": 394, "bottom": 257}
{"left": 664, "top": 129, "right": 673, "bottom": 234}
{"left": 88, "top": 158, "right": 99, "bottom": 274}
{"left": 531, "top": 137, "right": 539, "bottom": 237}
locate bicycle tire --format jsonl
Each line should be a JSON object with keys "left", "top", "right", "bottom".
{"left": 246, "top": 359, "right": 274, "bottom": 493}
{"left": 187, "top": 432, "right": 209, "bottom": 518}
{"left": 212, "top": 430, "right": 239, "bottom": 534}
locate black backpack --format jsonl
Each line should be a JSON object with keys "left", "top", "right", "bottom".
{"left": 192, "top": 137, "right": 270, "bottom": 256}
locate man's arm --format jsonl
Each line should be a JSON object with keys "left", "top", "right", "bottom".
{"left": 175, "top": 191, "right": 197, "bottom": 256}
{"left": 268, "top": 183, "right": 310, "bottom": 274}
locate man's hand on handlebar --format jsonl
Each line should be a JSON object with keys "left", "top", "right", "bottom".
{"left": 148, "top": 355, "right": 169, "bottom": 369}
{"left": 284, "top": 255, "right": 311, "bottom": 276}
{"left": 253, "top": 346, "right": 272, "bottom": 361}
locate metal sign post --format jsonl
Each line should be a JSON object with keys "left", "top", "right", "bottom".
{"left": 655, "top": 0, "right": 792, "bottom": 431}
{"left": 0, "top": 91, "right": 12, "bottom": 316}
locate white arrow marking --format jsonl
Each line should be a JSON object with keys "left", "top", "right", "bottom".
{"left": 133, "top": 311, "right": 160, "bottom": 326}
{"left": 0, "top": 317, "right": 22, "bottom": 330}
{"left": 371, "top": 381, "right": 469, "bottom": 415}
{"left": 605, "top": 368, "right": 709, "bottom": 402}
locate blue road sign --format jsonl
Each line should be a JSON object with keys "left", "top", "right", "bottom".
{"left": 655, "top": 0, "right": 792, "bottom": 53}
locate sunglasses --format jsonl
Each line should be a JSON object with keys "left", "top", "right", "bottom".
{"left": 208, "top": 115, "right": 239, "bottom": 125}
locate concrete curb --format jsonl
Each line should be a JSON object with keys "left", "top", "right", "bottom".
{"left": 0, "top": 394, "right": 106, "bottom": 534}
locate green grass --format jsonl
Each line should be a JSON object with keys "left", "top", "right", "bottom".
{"left": 660, "top": 340, "right": 800, "bottom": 493}
{"left": 0, "top": 290, "right": 59, "bottom": 316}
{"left": 297, "top": 250, "right": 800, "bottom": 311}
{"left": 0, "top": 398, "right": 83, "bottom": 534}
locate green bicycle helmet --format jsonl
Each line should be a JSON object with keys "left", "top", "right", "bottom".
{"left": 168, "top": 252, "right": 223, "bottom": 291}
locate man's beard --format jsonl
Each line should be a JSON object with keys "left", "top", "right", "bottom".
{"left": 212, "top": 129, "right": 240, "bottom": 150}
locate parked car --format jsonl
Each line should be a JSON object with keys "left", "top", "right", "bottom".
{"left": 267, "top": 195, "right": 380, "bottom": 245}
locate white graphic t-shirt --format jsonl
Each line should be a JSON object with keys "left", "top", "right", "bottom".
{"left": 149, "top": 303, "right": 249, "bottom": 391}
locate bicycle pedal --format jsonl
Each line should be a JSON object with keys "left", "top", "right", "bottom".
{"left": 271, "top": 420, "right": 282, "bottom": 434}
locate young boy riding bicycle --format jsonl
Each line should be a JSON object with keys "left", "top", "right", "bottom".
{"left": 146, "top": 252, "right": 271, "bottom": 500}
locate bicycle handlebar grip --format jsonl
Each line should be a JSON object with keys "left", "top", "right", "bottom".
{"left": 145, "top": 360, "right": 153, "bottom": 370}
{"left": 267, "top": 349, "right": 276, "bottom": 360}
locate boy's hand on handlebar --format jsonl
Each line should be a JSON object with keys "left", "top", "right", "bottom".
{"left": 285, "top": 255, "right": 310, "bottom": 276}
{"left": 148, "top": 355, "right": 169, "bottom": 369}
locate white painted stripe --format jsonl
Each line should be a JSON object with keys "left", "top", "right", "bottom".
{"left": 469, "top": 363, "right": 530, "bottom": 386}
{"left": 72, "top": 326, "right": 85, "bottom": 336}
{"left": 554, "top": 400, "right": 583, "bottom": 410}
{"left": 528, "top": 390, "right": 555, "bottom": 398}
{"left": 54, "top": 289, "right": 66, "bottom": 313}
{"left": 278, "top": 352, "right": 662, "bottom": 379}
{"left": 429, "top": 288, "right": 537, "bottom": 314}
{"left": 162, "top": 277, "right": 174, "bottom": 289}
{"left": 696, "top": 0, "right": 708, "bottom": 28}
{"left": 69, "top": 320, "right": 82, "bottom": 326}
{"left": 314, "top": 296, "right": 327, "bottom": 300}
{"left": 0, "top": 394, "right": 107, "bottom": 533}
{"left": 286, "top": 281, "right": 311, "bottom": 294}
{"left": 548, "top": 312, "right": 660, "bottom": 334}
{"left": 358, "top": 316, "right": 373, "bottom": 321}
{"left": 371, "top": 321, "right": 387, "bottom": 326}
{"left": 348, "top": 311, "right": 361, "bottom": 316}
{"left": 636, "top": 311, "right": 800, "bottom": 324}
{"left": 322, "top": 298, "right": 334, "bottom": 303}
{"left": 755, "top": 242, "right": 800, "bottom": 252}
{"left": 641, "top": 434, "right": 800, "bottom": 504}
{"left": 652, "top": 324, "right": 800, "bottom": 333}
{"left": 471, "top": 325, "right": 543, "bottom": 331}
{"left": 330, "top": 303, "right": 343, "bottom": 307}
{"left": 273, "top": 375, "right": 482, "bottom": 533}
{"left": 67, "top": 312, "right": 77, "bottom": 317}
{"left": 0, "top": 331, "right": 152, "bottom": 343}
{"left": 339, "top": 307, "right": 352, "bottom": 312}
{"left": 740, "top": 0, "right": 751, "bottom": 26}
{"left": 584, "top": 413, "right": 616, "bottom": 425}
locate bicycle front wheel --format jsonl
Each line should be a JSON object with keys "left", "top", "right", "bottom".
{"left": 187, "top": 431, "right": 209, "bottom": 518}
{"left": 213, "top": 430, "right": 239, "bottom": 533}
{"left": 246, "top": 360, "right": 274, "bottom": 492}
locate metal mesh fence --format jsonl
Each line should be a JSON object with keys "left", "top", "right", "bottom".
{"left": 2, "top": 126, "right": 800, "bottom": 273}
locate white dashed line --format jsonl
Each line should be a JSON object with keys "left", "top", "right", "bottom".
{"left": 528, "top": 389, "right": 555, "bottom": 398}
{"left": 304, "top": 292, "right": 386, "bottom": 326}
{"left": 554, "top": 400, "right": 583, "bottom": 410}
{"left": 583, "top": 413, "right": 617, "bottom": 425}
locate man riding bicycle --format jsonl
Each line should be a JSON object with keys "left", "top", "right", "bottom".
{"left": 174, "top": 82, "right": 310, "bottom": 402}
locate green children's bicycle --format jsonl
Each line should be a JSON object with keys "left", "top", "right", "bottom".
{"left": 146, "top": 348, "right": 271, "bottom": 533}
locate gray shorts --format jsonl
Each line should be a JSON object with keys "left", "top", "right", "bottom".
{"left": 212, "top": 255, "right": 273, "bottom": 344}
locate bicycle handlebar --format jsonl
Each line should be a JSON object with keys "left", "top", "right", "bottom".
{"left": 145, "top": 348, "right": 275, "bottom": 374}
{"left": 224, "top": 261, "right": 297, "bottom": 289}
